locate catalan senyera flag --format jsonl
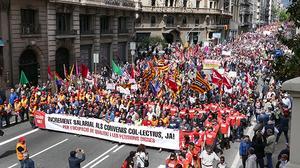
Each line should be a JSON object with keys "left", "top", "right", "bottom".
{"left": 190, "top": 72, "right": 212, "bottom": 94}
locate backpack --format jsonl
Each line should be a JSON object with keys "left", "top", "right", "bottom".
{"left": 138, "top": 153, "right": 149, "bottom": 167}
{"left": 121, "top": 159, "right": 128, "bottom": 168}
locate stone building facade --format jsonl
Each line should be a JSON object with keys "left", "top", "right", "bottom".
{"left": 0, "top": 0, "right": 137, "bottom": 86}
{"left": 135, "top": 0, "right": 233, "bottom": 44}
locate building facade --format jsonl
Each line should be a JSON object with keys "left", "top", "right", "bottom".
{"left": 136, "top": 0, "right": 233, "bottom": 44}
{"left": 0, "top": 0, "right": 137, "bottom": 86}
{"left": 239, "top": 0, "right": 254, "bottom": 32}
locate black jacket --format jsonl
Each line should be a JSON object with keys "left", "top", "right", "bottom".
{"left": 68, "top": 154, "right": 85, "bottom": 168}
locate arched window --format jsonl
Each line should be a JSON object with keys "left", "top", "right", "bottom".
{"left": 182, "top": 16, "right": 187, "bottom": 25}
{"left": 151, "top": 16, "right": 156, "bottom": 26}
{"left": 166, "top": 16, "right": 174, "bottom": 27}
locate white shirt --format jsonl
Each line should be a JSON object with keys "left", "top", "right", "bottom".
{"left": 136, "top": 152, "right": 146, "bottom": 168}
{"left": 199, "top": 150, "right": 220, "bottom": 166}
{"left": 282, "top": 98, "right": 291, "bottom": 109}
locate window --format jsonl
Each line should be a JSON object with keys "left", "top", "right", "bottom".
{"left": 151, "top": 0, "right": 156, "bottom": 6}
{"left": 166, "top": 16, "right": 174, "bottom": 27}
{"left": 195, "top": 18, "right": 200, "bottom": 25}
{"left": 170, "top": 0, "right": 174, "bottom": 7}
{"left": 165, "top": 0, "right": 168, "bottom": 7}
{"left": 21, "top": 9, "right": 39, "bottom": 34}
{"left": 118, "top": 17, "right": 128, "bottom": 33}
{"left": 150, "top": 16, "right": 156, "bottom": 26}
{"left": 56, "top": 13, "right": 71, "bottom": 35}
{"left": 196, "top": 0, "right": 200, "bottom": 8}
{"left": 80, "top": 14, "right": 94, "bottom": 34}
{"left": 100, "top": 16, "right": 111, "bottom": 34}
{"left": 210, "top": 2, "right": 213, "bottom": 8}
{"left": 182, "top": 16, "right": 187, "bottom": 25}
{"left": 183, "top": 0, "right": 187, "bottom": 7}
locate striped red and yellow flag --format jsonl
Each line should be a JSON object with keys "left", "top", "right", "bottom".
{"left": 190, "top": 72, "right": 212, "bottom": 94}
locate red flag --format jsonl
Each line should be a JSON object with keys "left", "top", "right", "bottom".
{"left": 81, "top": 64, "right": 89, "bottom": 78}
{"left": 211, "top": 69, "right": 223, "bottom": 86}
{"left": 222, "top": 75, "right": 232, "bottom": 89}
{"left": 166, "top": 78, "right": 178, "bottom": 92}
{"left": 245, "top": 73, "right": 251, "bottom": 84}
{"left": 130, "top": 64, "right": 135, "bottom": 79}
{"left": 47, "top": 66, "right": 53, "bottom": 80}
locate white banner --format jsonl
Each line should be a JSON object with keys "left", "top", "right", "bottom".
{"left": 43, "top": 114, "right": 180, "bottom": 150}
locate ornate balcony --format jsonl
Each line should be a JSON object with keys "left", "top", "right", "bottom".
{"left": 49, "top": 0, "right": 137, "bottom": 10}
{"left": 142, "top": 6, "right": 232, "bottom": 17}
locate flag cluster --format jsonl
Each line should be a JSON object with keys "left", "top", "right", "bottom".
{"left": 190, "top": 72, "right": 212, "bottom": 94}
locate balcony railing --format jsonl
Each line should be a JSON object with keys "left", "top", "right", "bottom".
{"left": 100, "top": 29, "right": 113, "bottom": 34}
{"left": 21, "top": 24, "right": 41, "bottom": 35}
{"left": 49, "top": 0, "right": 137, "bottom": 10}
{"left": 118, "top": 28, "right": 129, "bottom": 33}
{"left": 56, "top": 29, "right": 77, "bottom": 35}
{"left": 142, "top": 6, "right": 232, "bottom": 16}
{"left": 80, "top": 29, "right": 95, "bottom": 35}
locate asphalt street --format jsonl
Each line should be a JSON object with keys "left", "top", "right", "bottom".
{"left": 0, "top": 116, "right": 289, "bottom": 168}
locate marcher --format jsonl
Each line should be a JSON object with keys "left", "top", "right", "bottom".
{"left": 276, "top": 113, "right": 289, "bottom": 144}
{"left": 23, "top": 153, "right": 35, "bottom": 168}
{"left": 165, "top": 152, "right": 179, "bottom": 168}
{"left": 216, "top": 156, "right": 228, "bottom": 168}
{"left": 252, "top": 131, "right": 265, "bottom": 168}
{"left": 276, "top": 154, "right": 288, "bottom": 168}
{"left": 16, "top": 136, "right": 28, "bottom": 168}
{"left": 68, "top": 148, "right": 85, "bottom": 168}
{"left": 239, "top": 135, "right": 252, "bottom": 168}
{"left": 136, "top": 144, "right": 149, "bottom": 168}
{"left": 199, "top": 146, "right": 220, "bottom": 168}
{"left": 121, "top": 151, "right": 135, "bottom": 168}
{"left": 245, "top": 147, "right": 257, "bottom": 168}
{"left": 265, "top": 129, "right": 276, "bottom": 168}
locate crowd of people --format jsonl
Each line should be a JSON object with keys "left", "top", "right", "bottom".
{"left": 0, "top": 22, "right": 293, "bottom": 168}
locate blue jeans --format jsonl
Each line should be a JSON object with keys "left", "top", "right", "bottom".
{"left": 266, "top": 153, "right": 273, "bottom": 168}
{"left": 19, "top": 160, "right": 24, "bottom": 168}
{"left": 257, "top": 157, "right": 264, "bottom": 168}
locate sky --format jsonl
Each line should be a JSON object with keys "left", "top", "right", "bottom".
{"left": 281, "top": 0, "right": 291, "bottom": 7}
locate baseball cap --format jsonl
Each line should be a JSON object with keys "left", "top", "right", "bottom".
{"left": 19, "top": 137, "right": 26, "bottom": 142}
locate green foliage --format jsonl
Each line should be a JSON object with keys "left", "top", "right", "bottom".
{"left": 273, "top": 0, "right": 300, "bottom": 81}
{"left": 278, "top": 10, "right": 290, "bottom": 22}
{"left": 138, "top": 36, "right": 167, "bottom": 49}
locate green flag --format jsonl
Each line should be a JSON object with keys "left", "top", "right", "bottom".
{"left": 20, "top": 70, "right": 29, "bottom": 85}
{"left": 111, "top": 59, "right": 122, "bottom": 76}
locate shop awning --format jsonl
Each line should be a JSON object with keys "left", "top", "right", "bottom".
{"left": 0, "top": 40, "right": 4, "bottom": 47}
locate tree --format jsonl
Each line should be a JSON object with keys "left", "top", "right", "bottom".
{"left": 138, "top": 37, "right": 167, "bottom": 50}
{"left": 278, "top": 9, "right": 290, "bottom": 22}
{"left": 273, "top": 0, "right": 300, "bottom": 81}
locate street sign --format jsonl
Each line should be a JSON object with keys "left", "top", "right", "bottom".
{"left": 130, "top": 42, "right": 136, "bottom": 50}
{"left": 93, "top": 53, "right": 99, "bottom": 63}
{"left": 212, "top": 33, "right": 221, "bottom": 39}
{"left": 131, "top": 50, "right": 136, "bottom": 56}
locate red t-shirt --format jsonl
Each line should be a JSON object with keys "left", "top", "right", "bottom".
{"left": 141, "top": 120, "right": 152, "bottom": 126}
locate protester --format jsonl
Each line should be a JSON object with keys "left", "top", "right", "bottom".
{"left": 16, "top": 136, "right": 28, "bottom": 168}
{"left": 245, "top": 147, "right": 257, "bottom": 168}
{"left": 265, "top": 129, "right": 276, "bottom": 168}
{"left": 276, "top": 154, "right": 288, "bottom": 168}
{"left": 68, "top": 148, "right": 85, "bottom": 168}
{"left": 276, "top": 113, "right": 289, "bottom": 144}
{"left": 216, "top": 156, "right": 228, "bottom": 168}
{"left": 199, "top": 146, "right": 220, "bottom": 168}
{"left": 136, "top": 144, "right": 148, "bottom": 168}
{"left": 122, "top": 151, "right": 135, "bottom": 168}
{"left": 251, "top": 131, "right": 265, "bottom": 168}
{"left": 240, "top": 135, "right": 252, "bottom": 168}
{"left": 23, "top": 153, "right": 35, "bottom": 168}
{"left": 165, "top": 152, "right": 180, "bottom": 168}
